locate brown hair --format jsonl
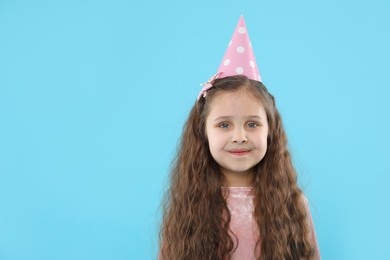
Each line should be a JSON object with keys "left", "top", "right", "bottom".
{"left": 160, "top": 75, "right": 316, "bottom": 259}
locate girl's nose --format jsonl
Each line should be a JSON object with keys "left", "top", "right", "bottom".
{"left": 231, "top": 128, "right": 248, "bottom": 144}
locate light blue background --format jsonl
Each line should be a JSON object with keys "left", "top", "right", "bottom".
{"left": 1, "top": 0, "right": 389, "bottom": 259}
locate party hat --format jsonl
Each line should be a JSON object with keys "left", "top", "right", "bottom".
{"left": 197, "top": 16, "right": 262, "bottom": 101}
{"left": 216, "top": 15, "right": 261, "bottom": 82}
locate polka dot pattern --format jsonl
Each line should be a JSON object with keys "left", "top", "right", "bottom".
{"left": 238, "top": 27, "right": 246, "bottom": 34}
{"left": 236, "top": 67, "right": 244, "bottom": 74}
{"left": 216, "top": 16, "right": 261, "bottom": 82}
{"left": 236, "top": 46, "right": 245, "bottom": 53}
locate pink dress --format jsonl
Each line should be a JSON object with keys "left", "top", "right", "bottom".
{"left": 222, "top": 186, "right": 320, "bottom": 259}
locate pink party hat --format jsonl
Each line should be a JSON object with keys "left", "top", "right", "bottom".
{"left": 217, "top": 16, "right": 261, "bottom": 82}
{"left": 197, "top": 16, "right": 262, "bottom": 101}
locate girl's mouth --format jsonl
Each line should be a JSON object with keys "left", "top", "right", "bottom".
{"left": 228, "top": 149, "right": 251, "bottom": 156}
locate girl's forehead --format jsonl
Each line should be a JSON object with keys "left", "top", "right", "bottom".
{"left": 207, "top": 90, "right": 266, "bottom": 117}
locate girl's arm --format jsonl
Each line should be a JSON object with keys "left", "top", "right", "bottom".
{"left": 303, "top": 196, "right": 321, "bottom": 260}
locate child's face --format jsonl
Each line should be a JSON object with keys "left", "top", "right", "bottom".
{"left": 205, "top": 89, "right": 269, "bottom": 186}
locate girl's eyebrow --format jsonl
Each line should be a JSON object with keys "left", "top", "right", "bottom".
{"left": 213, "top": 116, "right": 232, "bottom": 122}
{"left": 213, "top": 115, "right": 263, "bottom": 122}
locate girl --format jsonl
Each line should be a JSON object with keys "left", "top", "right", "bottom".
{"left": 159, "top": 17, "right": 320, "bottom": 260}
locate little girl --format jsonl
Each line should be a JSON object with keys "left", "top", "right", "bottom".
{"left": 159, "top": 16, "right": 320, "bottom": 260}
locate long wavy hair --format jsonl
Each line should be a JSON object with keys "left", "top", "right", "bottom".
{"left": 160, "top": 75, "right": 316, "bottom": 259}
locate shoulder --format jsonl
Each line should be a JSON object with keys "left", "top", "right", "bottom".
{"left": 300, "top": 193, "right": 321, "bottom": 259}
{"left": 300, "top": 193, "right": 311, "bottom": 212}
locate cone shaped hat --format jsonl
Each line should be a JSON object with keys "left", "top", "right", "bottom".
{"left": 217, "top": 16, "right": 261, "bottom": 81}
{"left": 197, "top": 16, "right": 262, "bottom": 101}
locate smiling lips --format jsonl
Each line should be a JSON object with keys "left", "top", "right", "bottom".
{"left": 228, "top": 149, "right": 251, "bottom": 156}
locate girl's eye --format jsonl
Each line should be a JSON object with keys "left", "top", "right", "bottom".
{"left": 219, "top": 122, "right": 230, "bottom": 129}
{"left": 247, "top": 122, "right": 259, "bottom": 128}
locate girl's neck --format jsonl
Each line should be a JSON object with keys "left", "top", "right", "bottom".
{"left": 222, "top": 169, "right": 254, "bottom": 187}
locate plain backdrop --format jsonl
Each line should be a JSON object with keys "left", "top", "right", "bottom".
{"left": 1, "top": 0, "right": 389, "bottom": 259}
